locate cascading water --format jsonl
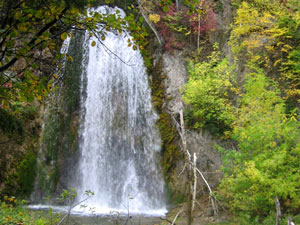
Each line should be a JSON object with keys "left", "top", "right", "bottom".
{"left": 71, "top": 6, "right": 166, "bottom": 215}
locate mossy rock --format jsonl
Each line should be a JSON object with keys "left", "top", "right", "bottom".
{"left": 147, "top": 54, "right": 183, "bottom": 204}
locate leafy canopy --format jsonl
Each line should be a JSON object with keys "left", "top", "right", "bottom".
{"left": 0, "top": 0, "right": 148, "bottom": 119}
{"left": 218, "top": 66, "right": 300, "bottom": 218}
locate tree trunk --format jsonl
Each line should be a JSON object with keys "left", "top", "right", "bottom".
{"left": 197, "top": 14, "right": 200, "bottom": 51}
{"left": 192, "top": 153, "right": 197, "bottom": 214}
{"left": 180, "top": 109, "right": 193, "bottom": 225}
{"left": 275, "top": 196, "right": 281, "bottom": 225}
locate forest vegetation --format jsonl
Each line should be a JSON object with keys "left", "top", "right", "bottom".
{"left": 0, "top": 0, "right": 299, "bottom": 224}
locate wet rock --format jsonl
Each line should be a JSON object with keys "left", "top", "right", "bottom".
{"left": 206, "top": 207, "right": 214, "bottom": 217}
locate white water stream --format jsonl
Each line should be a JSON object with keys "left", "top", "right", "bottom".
{"left": 30, "top": 6, "right": 166, "bottom": 217}
{"left": 71, "top": 7, "right": 166, "bottom": 216}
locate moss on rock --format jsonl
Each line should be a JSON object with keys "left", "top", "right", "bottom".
{"left": 147, "top": 55, "right": 184, "bottom": 204}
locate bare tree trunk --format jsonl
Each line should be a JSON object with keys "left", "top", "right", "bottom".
{"left": 275, "top": 196, "right": 281, "bottom": 225}
{"left": 197, "top": 13, "right": 200, "bottom": 51}
{"left": 179, "top": 109, "right": 193, "bottom": 225}
{"left": 175, "top": 0, "right": 179, "bottom": 11}
{"left": 175, "top": 108, "right": 221, "bottom": 223}
{"left": 288, "top": 217, "right": 295, "bottom": 225}
{"left": 191, "top": 153, "right": 197, "bottom": 214}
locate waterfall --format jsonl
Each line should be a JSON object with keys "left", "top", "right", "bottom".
{"left": 71, "top": 6, "right": 166, "bottom": 215}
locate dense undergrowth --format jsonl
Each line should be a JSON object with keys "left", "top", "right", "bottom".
{"left": 0, "top": 198, "right": 58, "bottom": 225}
{"left": 182, "top": 0, "right": 300, "bottom": 223}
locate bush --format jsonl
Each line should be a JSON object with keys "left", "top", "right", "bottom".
{"left": 218, "top": 67, "right": 300, "bottom": 219}
{"left": 0, "top": 198, "right": 57, "bottom": 225}
{"left": 182, "top": 44, "right": 236, "bottom": 135}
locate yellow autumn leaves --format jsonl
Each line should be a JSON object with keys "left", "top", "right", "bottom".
{"left": 149, "top": 14, "right": 161, "bottom": 23}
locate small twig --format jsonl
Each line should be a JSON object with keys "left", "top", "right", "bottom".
{"left": 178, "top": 163, "right": 186, "bottom": 177}
{"left": 91, "top": 29, "right": 134, "bottom": 67}
{"left": 56, "top": 195, "right": 92, "bottom": 225}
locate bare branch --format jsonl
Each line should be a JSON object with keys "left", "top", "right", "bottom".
{"left": 0, "top": 7, "right": 68, "bottom": 73}
{"left": 172, "top": 208, "right": 183, "bottom": 225}
{"left": 178, "top": 163, "right": 186, "bottom": 177}
{"left": 195, "top": 167, "right": 218, "bottom": 215}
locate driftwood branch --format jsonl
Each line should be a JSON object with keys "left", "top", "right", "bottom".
{"left": 197, "top": 13, "right": 200, "bottom": 51}
{"left": 175, "top": 109, "right": 220, "bottom": 223}
{"left": 178, "top": 163, "right": 186, "bottom": 177}
{"left": 175, "top": 0, "right": 179, "bottom": 11}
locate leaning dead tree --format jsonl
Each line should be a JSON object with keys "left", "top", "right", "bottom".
{"left": 171, "top": 108, "right": 219, "bottom": 225}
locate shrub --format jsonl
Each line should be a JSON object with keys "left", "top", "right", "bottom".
{"left": 218, "top": 67, "right": 300, "bottom": 219}
{"left": 182, "top": 44, "right": 236, "bottom": 135}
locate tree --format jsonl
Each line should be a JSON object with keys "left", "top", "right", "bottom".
{"left": 218, "top": 66, "right": 300, "bottom": 220}
{"left": 0, "top": 0, "right": 147, "bottom": 116}
{"left": 229, "top": 0, "right": 300, "bottom": 104}
{"left": 182, "top": 44, "right": 236, "bottom": 135}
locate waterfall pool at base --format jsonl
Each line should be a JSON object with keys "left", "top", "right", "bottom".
{"left": 28, "top": 205, "right": 166, "bottom": 225}
{"left": 28, "top": 204, "right": 167, "bottom": 217}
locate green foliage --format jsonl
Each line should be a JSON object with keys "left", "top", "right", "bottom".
{"left": 207, "top": 213, "right": 300, "bottom": 225}
{"left": 182, "top": 45, "right": 236, "bottom": 134}
{"left": 0, "top": 108, "right": 24, "bottom": 136}
{"left": 229, "top": 0, "right": 300, "bottom": 102}
{"left": 0, "top": 198, "right": 58, "bottom": 225}
{"left": 280, "top": 47, "right": 300, "bottom": 101}
{"left": 218, "top": 68, "right": 300, "bottom": 219}
{"left": 0, "top": 0, "right": 150, "bottom": 116}
{"left": 59, "top": 188, "right": 77, "bottom": 205}
{"left": 17, "top": 149, "right": 37, "bottom": 196}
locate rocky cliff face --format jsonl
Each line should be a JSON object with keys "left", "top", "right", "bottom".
{"left": 32, "top": 30, "right": 85, "bottom": 203}
{"left": 150, "top": 0, "right": 234, "bottom": 200}
{"left": 0, "top": 45, "right": 58, "bottom": 198}
{"left": 153, "top": 51, "right": 229, "bottom": 197}
{"left": 0, "top": 103, "right": 42, "bottom": 197}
